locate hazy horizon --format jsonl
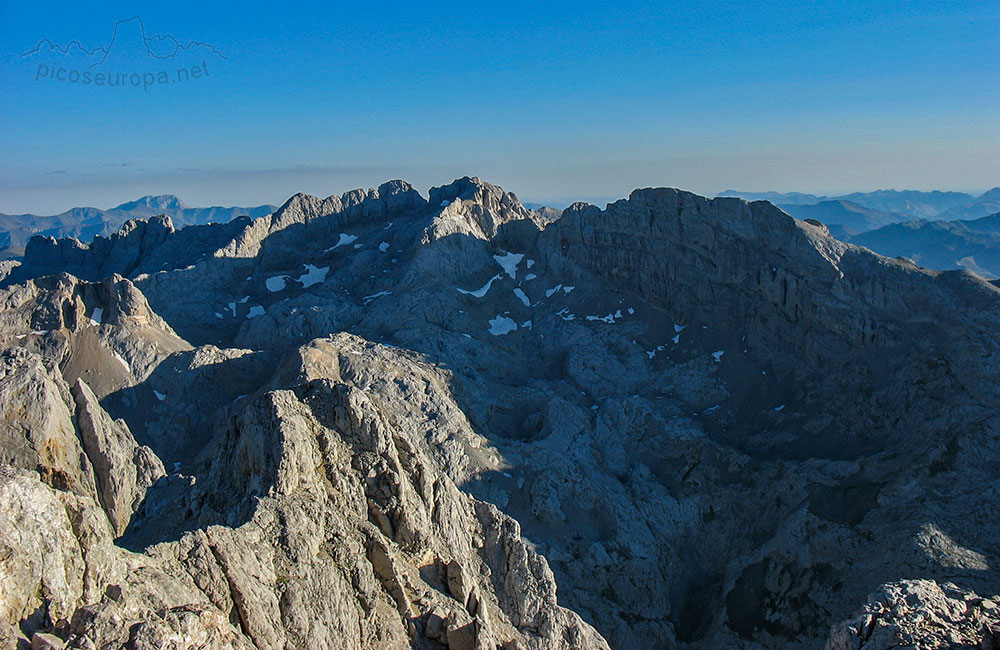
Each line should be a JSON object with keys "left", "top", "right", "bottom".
{"left": 2, "top": 1, "right": 998, "bottom": 214}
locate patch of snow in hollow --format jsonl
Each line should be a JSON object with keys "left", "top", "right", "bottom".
{"left": 462, "top": 333, "right": 472, "bottom": 339}
{"left": 672, "top": 335, "right": 680, "bottom": 344}
{"left": 703, "top": 405, "right": 720, "bottom": 413}
{"left": 712, "top": 350, "right": 724, "bottom": 362}
{"left": 761, "top": 370, "right": 766, "bottom": 375}
{"left": 521, "top": 320, "right": 532, "bottom": 329}
{"left": 384, "top": 222, "right": 392, "bottom": 229}
{"left": 526, "top": 259, "right": 535, "bottom": 269}
{"left": 239, "top": 296, "right": 250, "bottom": 304}
{"left": 363, "top": 290, "right": 391, "bottom": 305}
{"left": 524, "top": 273, "right": 537, "bottom": 281}
{"left": 31, "top": 330, "right": 49, "bottom": 336}
{"left": 562, "top": 285, "right": 575, "bottom": 294}
{"left": 545, "top": 284, "right": 563, "bottom": 298}
{"left": 646, "top": 350, "right": 656, "bottom": 359}
{"left": 228, "top": 302, "right": 237, "bottom": 317}
{"left": 774, "top": 405, "right": 785, "bottom": 411}
{"left": 326, "top": 233, "right": 358, "bottom": 251}
{"left": 353, "top": 243, "right": 363, "bottom": 249}
{"left": 113, "top": 354, "right": 131, "bottom": 373}
{"left": 89, "top": 307, "right": 103, "bottom": 326}
{"left": 513, "top": 288, "right": 530, "bottom": 306}
{"left": 378, "top": 241, "right": 390, "bottom": 252}
{"left": 586, "top": 311, "right": 621, "bottom": 324}
{"left": 172, "top": 461, "right": 181, "bottom": 472}
{"left": 297, "top": 264, "right": 329, "bottom": 288}
{"left": 502, "top": 472, "right": 513, "bottom": 478}
{"left": 494, "top": 252, "right": 525, "bottom": 279}
{"left": 627, "top": 307, "right": 635, "bottom": 315}
{"left": 265, "top": 276, "right": 287, "bottom": 292}
{"left": 15, "top": 335, "right": 25, "bottom": 340}
{"left": 556, "top": 309, "right": 575, "bottom": 321}
{"left": 153, "top": 390, "right": 166, "bottom": 401}
{"left": 457, "top": 274, "right": 502, "bottom": 298}
{"left": 215, "top": 312, "right": 223, "bottom": 319}
{"left": 771, "top": 266, "right": 777, "bottom": 272}
{"left": 674, "top": 323, "right": 686, "bottom": 333}
{"left": 391, "top": 258, "right": 398, "bottom": 263}
{"left": 440, "top": 199, "right": 450, "bottom": 207}
{"left": 246, "top": 305, "right": 266, "bottom": 319}
{"left": 487, "top": 315, "right": 518, "bottom": 336}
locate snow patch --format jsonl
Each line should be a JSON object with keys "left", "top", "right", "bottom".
{"left": 440, "top": 199, "right": 450, "bottom": 207}
{"left": 494, "top": 252, "right": 524, "bottom": 279}
{"left": 672, "top": 335, "right": 680, "bottom": 344}
{"left": 556, "top": 309, "right": 575, "bottom": 321}
{"left": 326, "top": 233, "right": 358, "bottom": 251}
{"left": 774, "top": 405, "right": 785, "bottom": 412}
{"left": 562, "top": 285, "right": 575, "bottom": 294}
{"left": 247, "top": 306, "right": 266, "bottom": 319}
{"left": 488, "top": 316, "right": 518, "bottom": 336}
{"left": 297, "top": 264, "right": 329, "bottom": 288}
{"left": 513, "top": 288, "right": 530, "bottom": 306}
{"left": 526, "top": 259, "right": 535, "bottom": 269}
{"left": 712, "top": 350, "right": 724, "bottom": 362}
{"left": 378, "top": 241, "right": 390, "bottom": 252}
{"left": 265, "top": 276, "right": 287, "bottom": 292}
{"left": 545, "top": 284, "right": 562, "bottom": 298}
{"left": 153, "top": 390, "right": 166, "bottom": 401}
{"left": 586, "top": 309, "right": 623, "bottom": 324}
{"left": 524, "top": 273, "right": 537, "bottom": 281}
{"left": 89, "top": 307, "right": 103, "bottom": 326}
{"left": 674, "top": 323, "right": 686, "bottom": 333}
{"left": 521, "top": 320, "right": 532, "bottom": 329}
{"left": 458, "top": 274, "right": 502, "bottom": 298}
{"left": 363, "top": 290, "right": 391, "bottom": 305}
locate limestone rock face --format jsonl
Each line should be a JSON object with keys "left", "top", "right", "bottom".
{"left": 1, "top": 178, "right": 997, "bottom": 649}
{"left": 71, "top": 378, "right": 164, "bottom": 536}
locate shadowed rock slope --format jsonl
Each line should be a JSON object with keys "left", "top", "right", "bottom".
{"left": 0, "top": 177, "right": 997, "bottom": 649}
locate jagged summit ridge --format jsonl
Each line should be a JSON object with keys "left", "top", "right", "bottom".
{"left": 0, "top": 177, "right": 997, "bottom": 649}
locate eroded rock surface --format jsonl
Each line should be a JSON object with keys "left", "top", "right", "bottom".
{"left": 0, "top": 177, "right": 997, "bottom": 649}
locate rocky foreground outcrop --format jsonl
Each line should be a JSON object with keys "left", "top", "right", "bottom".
{"left": 0, "top": 177, "right": 997, "bottom": 649}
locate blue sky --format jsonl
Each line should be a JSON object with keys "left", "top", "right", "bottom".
{"left": 1, "top": 0, "right": 997, "bottom": 214}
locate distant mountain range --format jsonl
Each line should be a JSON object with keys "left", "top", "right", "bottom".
{"left": 849, "top": 212, "right": 1000, "bottom": 279}
{"left": 718, "top": 188, "right": 997, "bottom": 221}
{"left": 0, "top": 195, "right": 276, "bottom": 259}
{"left": 719, "top": 188, "right": 1000, "bottom": 278}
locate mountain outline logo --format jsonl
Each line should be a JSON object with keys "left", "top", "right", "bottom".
{"left": 24, "top": 16, "right": 225, "bottom": 91}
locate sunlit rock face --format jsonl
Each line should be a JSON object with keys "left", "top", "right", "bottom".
{"left": 1, "top": 177, "right": 997, "bottom": 649}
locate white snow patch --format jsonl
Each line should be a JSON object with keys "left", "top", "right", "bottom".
{"left": 627, "top": 307, "right": 635, "bottom": 315}
{"left": 326, "top": 233, "right": 358, "bottom": 251}
{"left": 513, "top": 288, "right": 530, "bottom": 306}
{"left": 153, "top": 390, "right": 166, "bottom": 402}
{"left": 30, "top": 330, "right": 49, "bottom": 336}
{"left": 712, "top": 350, "right": 724, "bottom": 362}
{"left": 113, "top": 354, "right": 131, "bottom": 373}
{"left": 378, "top": 241, "right": 390, "bottom": 252}
{"left": 545, "top": 284, "right": 562, "bottom": 298}
{"left": 353, "top": 243, "right": 363, "bottom": 249}
{"left": 214, "top": 312, "right": 223, "bottom": 319}
{"left": 521, "top": 320, "right": 532, "bottom": 329}
{"left": 672, "top": 334, "right": 680, "bottom": 344}
{"left": 674, "top": 323, "right": 686, "bottom": 333}
{"left": 586, "top": 310, "right": 622, "bottom": 324}
{"left": 524, "top": 273, "right": 537, "bottom": 281}
{"left": 458, "top": 274, "right": 502, "bottom": 298}
{"left": 526, "top": 259, "right": 535, "bottom": 269}
{"left": 774, "top": 405, "right": 785, "bottom": 411}
{"left": 440, "top": 199, "right": 450, "bottom": 207}
{"left": 493, "top": 252, "right": 524, "bottom": 279}
{"left": 562, "top": 285, "right": 575, "bottom": 294}
{"left": 247, "top": 305, "right": 266, "bottom": 319}
{"left": 265, "top": 276, "right": 287, "bottom": 292}
{"left": 89, "top": 307, "right": 103, "bottom": 326}
{"left": 646, "top": 344, "right": 665, "bottom": 359}
{"left": 556, "top": 309, "right": 575, "bottom": 321}
{"left": 363, "top": 290, "right": 391, "bottom": 305}
{"left": 488, "top": 316, "right": 518, "bottom": 336}
{"left": 297, "top": 264, "right": 329, "bottom": 288}
{"left": 703, "top": 405, "right": 720, "bottom": 413}
{"left": 228, "top": 302, "right": 237, "bottom": 317}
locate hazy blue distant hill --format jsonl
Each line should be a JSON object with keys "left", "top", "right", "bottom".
{"left": 0, "top": 195, "right": 276, "bottom": 258}
{"left": 850, "top": 212, "right": 1000, "bottom": 279}
{"left": 936, "top": 187, "right": 1000, "bottom": 221}
{"left": 717, "top": 190, "right": 823, "bottom": 205}
{"left": 777, "top": 200, "right": 909, "bottom": 238}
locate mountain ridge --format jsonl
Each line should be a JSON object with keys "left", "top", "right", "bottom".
{"left": 0, "top": 177, "right": 997, "bottom": 650}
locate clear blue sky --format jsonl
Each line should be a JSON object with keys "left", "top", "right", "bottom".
{"left": 1, "top": 0, "right": 997, "bottom": 213}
